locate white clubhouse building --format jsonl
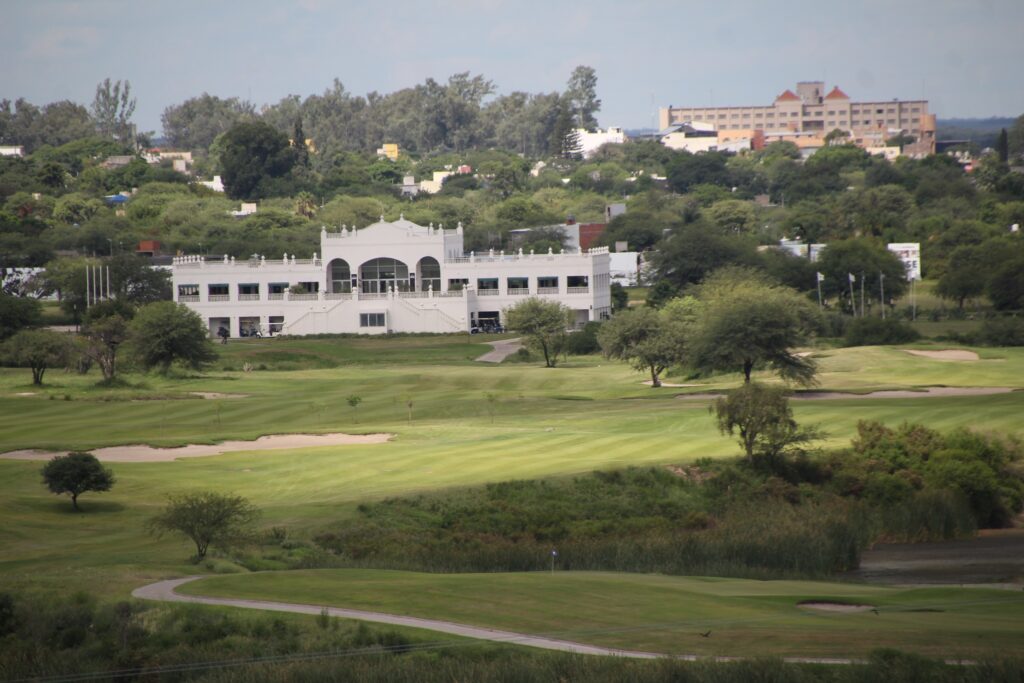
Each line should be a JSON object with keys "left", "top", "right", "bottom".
{"left": 171, "top": 216, "right": 612, "bottom": 337}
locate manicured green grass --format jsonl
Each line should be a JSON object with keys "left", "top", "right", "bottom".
{"left": 2, "top": 338, "right": 1023, "bottom": 601}
{"left": 181, "top": 569, "right": 1024, "bottom": 659}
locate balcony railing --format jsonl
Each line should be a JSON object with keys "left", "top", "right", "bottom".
{"left": 238, "top": 293, "right": 260, "bottom": 301}
{"left": 208, "top": 294, "right": 230, "bottom": 302}
{"left": 566, "top": 286, "right": 590, "bottom": 294}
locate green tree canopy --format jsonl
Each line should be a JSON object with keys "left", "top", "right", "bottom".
{"left": 688, "top": 268, "right": 819, "bottom": 384}
{"left": 3, "top": 328, "right": 71, "bottom": 384}
{"left": 504, "top": 298, "right": 572, "bottom": 368}
{"left": 41, "top": 452, "right": 115, "bottom": 511}
{"left": 597, "top": 305, "right": 689, "bottom": 387}
{"left": 147, "top": 491, "right": 260, "bottom": 562}
{"left": 128, "top": 301, "right": 217, "bottom": 374}
{"left": 219, "top": 121, "right": 297, "bottom": 200}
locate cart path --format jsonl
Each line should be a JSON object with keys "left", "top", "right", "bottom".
{"left": 476, "top": 338, "right": 523, "bottom": 363}
{"left": 134, "top": 576, "right": 898, "bottom": 665}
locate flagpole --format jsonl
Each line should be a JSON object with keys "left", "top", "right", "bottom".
{"left": 880, "top": 272, "right": 885, "bottom": 320}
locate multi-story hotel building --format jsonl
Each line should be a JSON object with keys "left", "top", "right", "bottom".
{"left": 170, "top": 217, "right": 611, "bottom": 337}
{"left": 659, "top": 81, "right": 935, "bottom": 154}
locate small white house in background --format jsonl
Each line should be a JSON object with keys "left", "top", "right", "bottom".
{"left": 576, "top": 127, "right": 627, "bottom": 158}
{"left": 171, "top": 216, "right": 611, "bottom": 337}
{"left": 230, "top": 202, "right": 258, "bottom": 217}
{"left": 888, "top": 243, "right": 921, "bottom": 280}
{"left": 199, "top": 175, "right": 225, "bottom": 192}
{"left": 0, "top": 145, "right": 25, "bottom": 157}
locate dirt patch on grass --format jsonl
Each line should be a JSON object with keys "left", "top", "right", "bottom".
{"left": 0, "top": 432, "right": 393, "bottom": 462}
{"left": 189, "top": 392, "right": 250, "bottom": 399}
{"left": 798, "top": 601, "right": 875, "bottom": 613}
{"left": 793, "top": 387, "right": 1013, "bottom": 400}
{"left": 904, "top": 349, "right": 980, "bottom": 361}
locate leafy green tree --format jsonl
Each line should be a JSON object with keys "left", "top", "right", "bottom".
{"left": 3, "top": 328, "right": 70, "bottom": 384}
{"left": 0, "top": 293, "right": 41, "bottom": 340}
{"left": 82, "top": 312, "right": 129, "bottom": 381}
{"left": 689, "top": 268, "right": 819, "bottom": 385}
{"left": 41, "top": 452, "right": 115, "bottom": 511}
{"left": 986, "top": 254, "right": 1024, "bottom": 311}
{"left": 816, "top": 239, "right": 908, "bottom": 313}
{"left": 147, "top": 491, "right": 260, "bottom": 562}
{"left": 996, "top": 128, "right": 1009, "bottom": 163}
{"left": 91, "top": 78, "right": 136, "bottom": 144}
{"left": 504, "top": 298, "right": 572, "bottom": 368}
{"left": 128, "top": 302, "right": 217, "bottom": 374}
{"left": 650, "top": 221, "right": 758, "bottom": 292}
{"left": 597, "top": 307, "right": 687, "bottom": 387}
{"left": 712, "top": 382, "right": 820, "bottom": 466}
{"left": 219, "top": 121, "right": 297, "bottom": 200}
{"left": 160, "top": 93, "right": 255, "bottom": 151}
{"left": 565, "top": 65, "right": 601, "bottom": 129}
{"left": 935, "top": 245, "right": 987, "bottom": 309}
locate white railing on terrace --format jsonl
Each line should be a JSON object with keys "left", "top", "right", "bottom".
{"left": 238, "top": 294, "right": 260, "bottom": 301}
{"left": 287, "top": 293, "right": 319, "bottom": 301}
{"left": 442, "top": 246, "right": 608, "bottom": 265}
{"left": 171, "top": 254, "right": 322, "bottom": 268}
{"left": 177, "top": 294, "right": 199, "bottom": 302}
{"left": 476, "top": 289, "right": 499, "bottom": 296}
{"left": 208, "top": 294, "right": 230, "bottom": 302}
{"left": 537, "top": 287, "right": 559, "bottom": 295}
{"left": 507, "top": 288, "right": 530, "bottom": 296}
{"left": 268, "top": 293, "right": 284, "bottom": 300}
{"left": 566, "top": 287, "right": 590, "bottom": 294}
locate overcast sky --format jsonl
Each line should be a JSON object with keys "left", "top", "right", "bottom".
{"left": 4, "top": 0, "right": 1023, "bottom": 135}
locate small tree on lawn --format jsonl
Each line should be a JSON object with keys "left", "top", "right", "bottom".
{"left": 712, "top": 383, "right": 822, "bottom": 469}
{"left": 689, "top": 268, "right": 819, "bottom": 385}
{"left": 147, "top": 491, "right": 259, "bottom": 562}
{"left": 597, "top": 307, "right": 687, "bottom": 387}
{"left": 129, "top": 301, "right": 217, "bottom": 374}
{"left": 3, "top": 329, "right": 71, "bottom": 385}
{"left": 504, "top": 298, "right": 572, "bottom": 368}
{"left": 346, "top": 394, "right": 362, "bottom": 422}
{"left": 41, "top": 452, "right": 115, "bottom": 511}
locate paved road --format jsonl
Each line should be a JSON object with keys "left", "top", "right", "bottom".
{"left": 132, "top": 577, "right": 887, "bottom": 665}
{"left": 475, "top": 337, "right": 523, "bottom": 363}
{"left": 132, "top": 577, "right": 661, "bottom": 658}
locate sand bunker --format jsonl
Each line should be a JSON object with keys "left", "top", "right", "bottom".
{"left": 799, "top": 601, "right": 876, "bottom": 613}
{"left": 794, "top": 387, "right": 1013, "bottom": 400}
{"left": 0, "top": 432, "right": 393, "bottom": 462}
{"left": 904, "top": 349, "right": 980, "bottom": 361}
{"left": 189, "top": 392, "right": 250, "bottom": 399}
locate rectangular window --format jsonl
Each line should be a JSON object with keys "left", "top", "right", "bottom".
{"left": 507, "top": 277, "right": 529, "bottom": 294}
{"left": 359, "top": 313, "right": 385, "bottom": 327}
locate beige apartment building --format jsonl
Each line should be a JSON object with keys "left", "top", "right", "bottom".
{"left": 659, "top": 81, "right": 935, "bottom": 155}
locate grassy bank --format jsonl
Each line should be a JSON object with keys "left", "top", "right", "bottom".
{"left": 181, "top": 569, "right": 1024, "bottom": 659}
